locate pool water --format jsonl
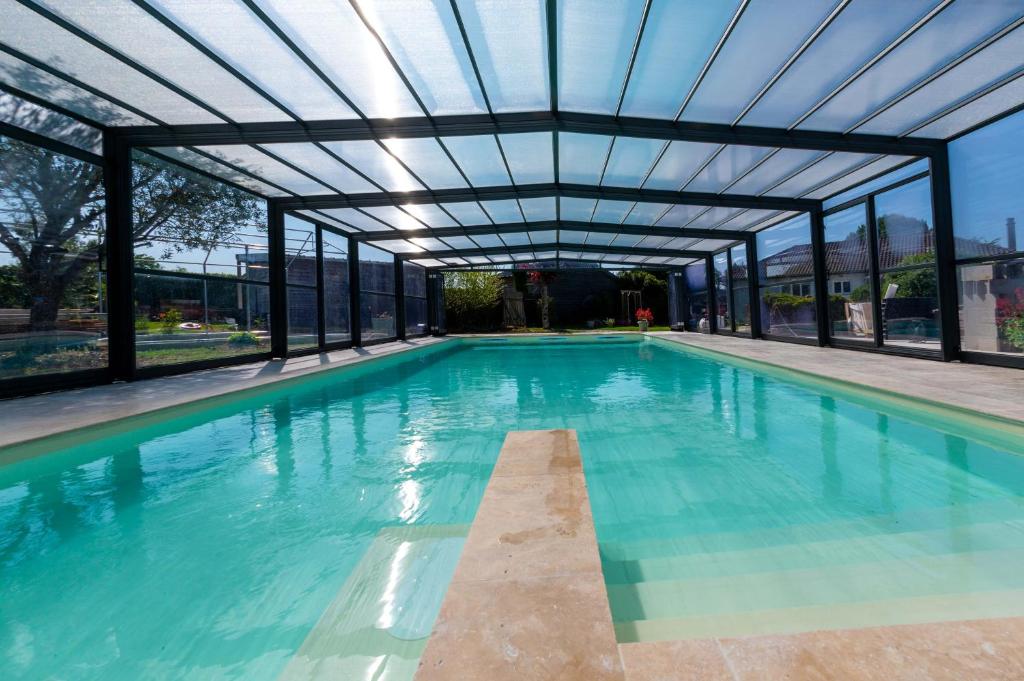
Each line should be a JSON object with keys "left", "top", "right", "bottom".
{"left": 2, "top": 337, "right": 1023, "bottom": 678}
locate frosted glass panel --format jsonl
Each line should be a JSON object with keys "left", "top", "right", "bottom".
{"left": 623, "top": 202, "right": 671, "bottom": 225}
{"left": 726, "top": 148, "right": 825, "bottom": 195}
{"left": 560, "top": 230, "right": 589, "bottom": 244}
{"left": 0, "top": 92, "right": 102, "bottom": 153}
{"left": 686, "top": 145, "right": 775, "bottom": 193}
{"left": 197, "top": 145, "right": 333, "bottom": 194}
{"left": 499, "top": 132, "right": 554, "bottom": 184}
{"left": 810, "top": 156, "right": 917, "bottom": 202}
{"left": 644, "top": 141, "right": 721, "bottom": 190}
{"left": 471, "top": 234, "right": 505, "bottom": 248}
{"left": 453, "top": 0, "right": 549, "bottom": 111}
{"left": 320, "top": 208, "right": 392, "bottom": 232}
{"left": 400, "top": 203, "right": 459, "bottom": 228}
{"left": 602, "top": 137, "right": 666, "bottom": 187}
{"left": 914, "top": 76, "right": 1024, "bottom": 140}
{"left": 520, "top": 196, "right": 556, "bottom": 221}
{"left": 620, "top": 0, "right": 742, "bottom": 118}
{"left": 592, "top": 200, "right": 634, "bottom": 224}
{"left": 682, "top": 0, "right": 836, "bottom": 124}
{"left": 440, "top": 135, "right": 510, "bottom": 186}
{"left": 147, "top": 147, "right": 284, "bottom": 196}
{"left": 765, "top": 152, "right": 874, "bottom": 197}
{"left": 558, "top": 0, "right": 645, "bottom": 113}
{"left": 480, "top": 199, "right": 523, "bottom": 223}
{"left": 440, "top": 201, "right": 491, "bottom": 225}
{"left": 383, "top": 137, "right": 467, "bottom": 189}
{"left": 360, "top": 206, "right": 426, "bottom": 230}
{"left": 559, "top": 133, "right": 612, "bottom": 184}
{"left": 440, "top": 236, "right": 479, "bottom": 250}
{"left": 352, "top": 0, "right": 487, "bottom": 115}
{"left": 656, "top": 204, "right": 706, "bottom": 227}
{"left": 689, "top": 207, "right": 744, "bottom": 229}
{"left": 260, "top": 143, "right": 377, "bottom": 193}
{"left": 321, "top": 140, "right": 423, "bottom": 192}
{"left": 528, "top": 230, "right": 557, "bottom": 244}
{"left": 558, "top": 197, "right": 597, "bottom": 221}
{"left": 500, "top": 232, "right": 531, "bottom": 246}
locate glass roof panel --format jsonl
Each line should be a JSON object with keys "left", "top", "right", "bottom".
{"left": 688, "top": 238, "right": 739, "bottom": 251}
{"left": 408, "top": 237, "right": 451, "bottom": 251}
{"left": 147, "top": 147, "right": 285, "bottom": 196}
{"left": 822, "top": 158, "right": 928, "bottom": 208}
{"left": 643, "top": 141, "right": 721, "bottom": 190}
{"left": 498, "top": 231, "right": 530, "bottom": 247}
{"left": 520, "top": 196, "right": 556, "bottom": 221}
{"left": 0, "top": 91, "right": 102, "bottom": 153}
{"left": 558, "top": 197, "right": 597, "bottom": 221}
{"left": 33, "top": 0, "right": 292, "bottom": 123}
{"left": 441, "top": 256, "right": 469, "bottom": 265}
{"left": 368, "top": 239, "right": 422, "bottom": 254}
{"left": 623, "top": 202, "right": 671, "bottom": 225}
{"left": 799, "top": 1, "right": 1023, "bottom": 132}
{"left": 582, "top": 232, "right": 616, "bottom": 246}
{"left": 259, "top": 143, "right": 378, "bottom": 193}
{"left": 527, "top": 230, "right": 557, "bottom": 244}
{"left": 635, "top": 235, "right": 672, "bottom": 249}
{"left": 688, "top": 207, "right": 744, "bottom": 229}
{"left": 382, "top": 137, "right": 467, "bottom": 189}
{"left": 663, "top": 237, "right": 699, "bottom": 250}
{"left": 471, "top": 234, "right": 505, "bottom": 248}
{"left": 510, "top": 252, "right": 537, "bottom": 261}
{"left": 320, "top": 140, "right": 423, "bottom": 191}
{"left": 440, "top": 135, "right": 510, "bottom": 187}
{"left": 320, "top": 207, "right": 392, "bottom": 232}
{"left": 592, "top": 200, "right": 634, "bottom": 224}
{"left": 560, "top": 230, "right": 589, "bottom": 244}
{"left": 440, "top": 236, "right": 479, "bottom": 250}
{"left": 716, "top": 208, "right": 782, "bottom": 231}
{"left": 764, "top": 151, "right": 876, "bottom": 197}
{"left": 409, "top": 258, "right": 446, "bottom": 267}
{"left": 149, "top": 0, "right": 360, "bottom": 119}
{"left": 558, "top": 0, "right": 645, "bottom": 114}
{"left": 913, "top": 75, "right": 1024, "bottom": 140}
{"left": 0, "top": 2, "right": 219, "bottom": 125}
{"left": 295, "top": 209, "right": 357, "bottom": 232}
{"left": 401, "top": 203, "right": 459, "bottom": 228}
{"left": 360, "top": 206, "right": 426, "bottom": 230}
{"left": 601, "top": 137, "right": 666, "bottom": 187}
{"left": 194, "top": 144, "right": 335, "bottom": 194}
{"left": 352, "top": 0, "right": 487, "bottom": 115}
{"left": 558, "top": 133, "right": 612, "bottom": 184}
{"left": 463, "top": 255, "right": 492, "bottom": 264}
{"left": 452, "top": 0, "right": 549, "bottom": 112}
{"left": 440, "top": 201, "right": 491, "bottom": 225}
{"left": 619, "top": 0, "right": 742, "bottom": 118}
{"left": 726, "top": 148, "right": 825, "bottom": 195}
{"left": 854, "top": 27, "right": 1024, "bottom": 135}
{"left": 685, "top": 144, "right": 775, "bottom": 193}
{"left": 740, "top": 0, "right": 937, "bottom": 128}
{"left": 499, "top": 132, "right": 554, "bottom": 184}
{"left": 656, "top": 204, "right": 707, "bottom": 227}
{"left": 480, "top": 199, "right": 523, "bottom": 223}
{"left": 681, "top": 0, "right": 837, "bottom": 124}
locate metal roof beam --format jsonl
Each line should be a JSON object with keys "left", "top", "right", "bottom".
{"left": 348, "top": 219, "right": 748, "bottom": 243}
{"left": 397, "top": 242, "right": 710, "bottom": 261}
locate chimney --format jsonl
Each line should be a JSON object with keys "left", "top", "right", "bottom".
{"left": 1009, "top": 217, "right": 1018, "bottom": 252}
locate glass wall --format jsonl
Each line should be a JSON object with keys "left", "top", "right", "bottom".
{"left": 874, "top": 178, "right": 940, "bottom": 351}
{"left": 823, "top": 204, "right": 873, "bottom": 342}
{"left": 322, "top": 229, "right": 351, "bottom": 345}
{"left": 950, "top": 108, "right": 1024, "bottom": 358}
{"left": 359, "top": 242, "right": 396, "bottom": 341}
{"left": 730, "top": 244, "right": 751, "bottom": 334}
{"left": 684, "top": 260, "right": 709, "bottom": 331}
{"left": 0, "top": 134, "right": 107, "bottom": 381}
{"left": 713, "top": 251, "right": 730, "bottom": 330}
{"left": 756, "top": 214, "right": 816, "bottom": 339}
{"left": 285, "top": 216, "right": 318, "bottom": 351}
{"left": 403, "top": 262, "right": 428, "bottom": 336}
{"left": 132, "top": 152, "right": 270, "bottom": 369}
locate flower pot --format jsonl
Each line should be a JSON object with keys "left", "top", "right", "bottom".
{"left": 638, "top": 320, "right": 649, "bottom": 332}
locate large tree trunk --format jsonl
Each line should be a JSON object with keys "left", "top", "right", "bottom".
{"left": 28, "top": 285, "right": 62, "bottom": 332}
{"left": 541, "top": 283, "right": 550, "bottom": 329}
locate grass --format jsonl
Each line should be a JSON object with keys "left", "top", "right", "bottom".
{"left": 135, "top": 344, "right": 266, "bottom": 367}
{"left": 505, "top": 325, "right": 670, "bottom": 334}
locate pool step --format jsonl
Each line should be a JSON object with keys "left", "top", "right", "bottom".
{"left": 278, "top": 523, "right": 467, "bottom": 681}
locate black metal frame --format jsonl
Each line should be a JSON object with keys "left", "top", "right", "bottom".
{"left": 400, "top": 261, "right": 430, "bottom": 339}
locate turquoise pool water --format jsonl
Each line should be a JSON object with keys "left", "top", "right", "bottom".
{"left": 2, "top": 337, "right": 1023, "bottom": 678}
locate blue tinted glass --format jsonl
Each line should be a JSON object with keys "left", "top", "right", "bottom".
{"left": 823, "top": 159, "right": 929, "bottom": 209}
{"left": 440, "top": 135, "right": 510, "bottom": 187}
{"left": 602, "top": 137, "right": 666, "bottom": 187}
{"left": 499, "top": 132, "right": 554, "bottom": 184}
{"left": 559, "top": 133, "right": 612, "bottom": 184}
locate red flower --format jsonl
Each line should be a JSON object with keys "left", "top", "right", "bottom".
{"left": 635, "top": 307, "right": 654, "bottom": 322}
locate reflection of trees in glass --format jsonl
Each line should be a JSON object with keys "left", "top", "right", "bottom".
{"left": 882, "top": 253, "right": 938, "bottom": 298}
{"left": 0, "top": 137, "right": 263, "bottom": 333}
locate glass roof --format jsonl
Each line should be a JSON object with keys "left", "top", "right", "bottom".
{"left": 4, "top": 0, "right": 1022, "bottom": 268}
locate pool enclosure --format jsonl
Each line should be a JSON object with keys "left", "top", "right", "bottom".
{"left": 1, "top": 0, "right": 1023, "bottom": 398}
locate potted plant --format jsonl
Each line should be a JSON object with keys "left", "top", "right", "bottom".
{"left": 635, "top": 307, "right": 653, "bottom": 332}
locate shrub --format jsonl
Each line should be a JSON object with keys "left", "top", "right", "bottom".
{"left": 227, "top": 331, "right": 261, "bottom": 346}
{"left": 444, "top": 271, "right": 503, "bottom": 331}
{"left": 159, "top": 308, "right": 182, "bottom": 333}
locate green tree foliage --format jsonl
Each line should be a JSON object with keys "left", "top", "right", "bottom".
{"left": 881, "top": 254, "right": 937, "bottom": 298}
{"left": 615, "top": 269, "right": 668, "bottom": 323}
{"left": 443, "top": 271, "right": 503, "bottom": 331}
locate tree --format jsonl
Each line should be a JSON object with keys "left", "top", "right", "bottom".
{"left": 0, "top": 134, "right": 263, "bottom": 332}
{"left": 443, "top": 271, "right": 502, "bottom": 331}
{"left": 528, "top": 270, "right": 557, "bottom": 329}
{"left": 881, "top": 253, "right": 937, "bottom": 298}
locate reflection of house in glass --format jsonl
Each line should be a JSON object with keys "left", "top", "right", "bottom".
{"left": 958, "top": 218, "right": 1021, "bottom": 353}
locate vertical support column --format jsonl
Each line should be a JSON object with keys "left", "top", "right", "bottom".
{"left": 315, "top": 226, "right": 326, "bottom": 349}
{"left": 865, "top": 197, "right": 884, "bottom": 348}
{"left": 705, "top": 254, "right": 717, "bottom": 334}
{"left": 746, "top": 234, "right": 761, "bottom": 338}
{"left": 268, "top": 200, "right": 287, "bottom": 358}
{"left": 929, "top": 147, "right": 960, "bottom": 362}
{"left": 427, "top": 270, "right": 438, "bottom": 335}
{"left": 103, "top": 131, "right": 135, "bottom": 382}
{"left": 809, "top": 206, "right": 830, "bottom": 346}
{"left": 394, "top": 255, "right": 406, "bottom": 341}
{"left": 348, "top": 236, "right": 362, "bottom": 346}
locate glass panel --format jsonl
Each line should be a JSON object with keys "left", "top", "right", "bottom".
{"left": 320, "top": 141, "right": 423, "bottom": 192}
{"left": 287, "top": 285, "right": 318, "bottom": 351}
{"left": 0, "top": 91, "right": 102, "bottom": 154}
{"left": 194, "top": 144, "right": 333, "bottom": 195}
{"left": 810, "top": 156, "right": 919, "bottom": 203}
{"left": 439, "top": 236, "right": 478, "bottom": 250}
{"left": 764, "top": 151, "right": 874, "bottom": 198}
{"left": 134, "top": 275, "right": 270, "bottom": 367}
{"left": 439, "top": 135, "right": 510, "bottom": 187}
{"left": 713, "top": 251, "right": 731, "bottom": 330}
{"left": 400, "top": 203, "right": 459, "bottom": 228}
{"left": 756, "top": 215, "right": 817, "bottom": 339}
{"left": 686, "top": 144, "right": 775, "bottom": 193}
{"left": 259, "top": 143, "right": 378, "bottom": 194}
{"left": 558, "top": 197, "right": 597, "bottom": 222}
{"left": 823, "top": 159, "right": 928, "bottom": 210}
{"left": 879, "top": 267, "right": 940, "bottom": 350}
{"left": 558, "top": 0, "right": 645, "bottom": 113}
{"left": 284, "top": 216, "right": 317, "bottom": 286}
{"left": 950, "top": 108, "right": 1024, "bottom": 259}
{"left": 499, "top": 232, "right": 531, "bottom": 247}
{"left": 0, "top": 135, "right": 107, "bottom": 379}
{"left": 358, "top": 242, "right": 395, "bottom": 294}
{"left": 296, "top": 209, "right": 356, "bottom": 233}
{"left": 360, "top": 291, "right": 396, "bottom": 340}
{"left": 644, "top": 141, "right": 720, "bottom": 190}
{"left": 452, "top": 0, "right": 549, "bottom": 112}
{"left": 681, "top": 0, "right": 837, "bottom": 124}
{"left": 656, "top": 204, "right": 706, "bottom": 227}
{"left": 403, "top": 261, "right": 428, "bottom": 297}
{"left": 730, "top": 244, "right": 750, "bottom": 333}
{"left": 560, "top": 230, "right": 589, "bottom": 244}
{"left": 403, "top": 262, "right": 428, "bottom": 336}
{"left": 623, "top": 202, "right": 671, "bottom": 225}
{"left": 145, "top": 147, "right": 285, "bottom": 197}
{"left": 520, "top": 196, "right": 556, "bottom": 222}
{"left": 382, "top": 137, "right": 466, "bottom": 189}
{"left": 322, "top": 230, "right": 350, "bottom": 344}
{"left": 727, "top": 149, "right": 825, "bottom": 195}
{"left": 440, "top": 201, "right": 491, "bottom": 226}
{"left": 824, "top": 204, "right": 874, "bottom": 342}
{"left": 958, "top": 258, "right": 1024, "bottom": 356}
{"left": 688, "top": 207, "right": 744, "bottom": 229}
{"left": 619, "top": 0, "right": 742, "bottom": 118}
{"left": 352, "top": 0, "right": 487, "bottom": 115}
{"left": 480, "top": 199, "right": 523, "bottom": 224}
{"left": 741, "top": 0, "right": 937, "bottom": 128}
{"left": 800, "top": 1, "right": 1024, "bottom": 132}
{"left": 319, "top": 208, "right": 392, "bottom": 232}
{"left": 592, "top": 199, "right": 634, "bottom": 224}
{"left": 360, "top": 206, "right": 427, "bottom": 231}
{"left": 558, "top": 133, "right": 612, "bottom": 185}
{"left": 875, "top": 177, "right": 935, "bottom": 269}
{"left": 914, "top": 76, "right": 1024, "bottom": 140}
{"left": 602, "top": 137, "right": 666, "bottom": 188}
{"left": 499, "top": 133, "right": 554, "bottom": 184}
{"left": 527, "top": 230, "right": 557, "bottom": 245}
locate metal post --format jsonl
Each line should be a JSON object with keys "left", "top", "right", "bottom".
{"left": 746, "top": 234, "right": 761, "bottom": 338}
{"left": 809, "top": 206, "right": 830, "bottom": 346}
{"left": 705, "top": 254, "right": 717, "bottom": 334}
{"left": 102, "top": 131, "right": 135, "bottom": 381}
{"left": 394, "top": 256, "right": 406, "bottom": 341}
{"left": 268, "top": 200, "right": 287, "bottom": 357}
{"left": 865, "top": 197, "right": 884, "bottom": 348}
{"left": 426, "top": 271, "right": 438, "bottom": 335}
{"left": 928, "top": 146, "right": 960, "bottom": 361}
{"left": 315, "top": 226, "right": 326, "bottom": 349}
{"left": 348, "top": 236, "right": 362, "bottom": 346}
